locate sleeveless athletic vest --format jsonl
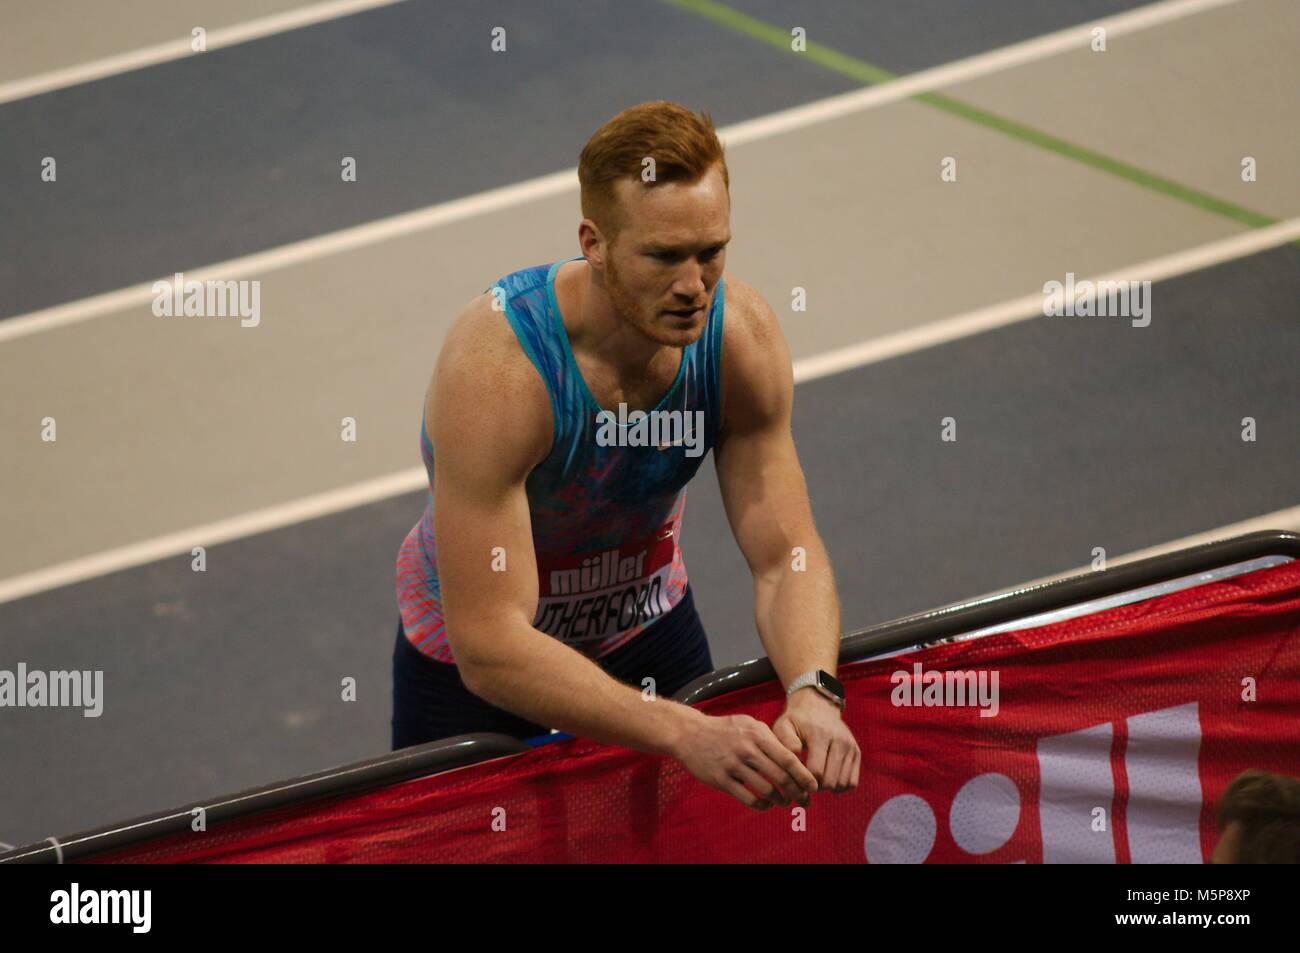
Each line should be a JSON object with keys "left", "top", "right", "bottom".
{"left": 395, "top": 256, "right": 726, "bottom": 662}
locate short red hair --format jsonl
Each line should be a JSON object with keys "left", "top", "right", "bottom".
{"left": 578, "top": 101, "right": 729, "bottom": 242}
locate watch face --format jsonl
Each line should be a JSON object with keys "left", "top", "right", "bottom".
{"left": 817, "top": 671, "right": 845, "bottom": 700}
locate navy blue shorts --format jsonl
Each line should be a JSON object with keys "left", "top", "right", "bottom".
{"left": 391, "top": 585, "right": 714, "bottom": 749}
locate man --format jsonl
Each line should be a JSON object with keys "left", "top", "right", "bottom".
{"left": 1211, "top": 769, "right": 1300, "bottom": 863}
{"left": 393, "top": 101, "right": 859, "bottom": 810}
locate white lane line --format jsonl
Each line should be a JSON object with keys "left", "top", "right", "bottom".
{"left": 792, "top": 216, "right": 1300, "bottom": 383}
{"left": 0, "top": 0, "right": 1247, "bottom": 345}
{"left": 0, "top": 168, "right": 578, "bottom": 345}
{"left": 1, "top": 219, "right": 1296, "bottom": 606}
{"left": 719, "top": 0, "right": 1249, "bottom": 149}
{"left": 0, "top": 0, "right": 411, "bottom": 106}
{"left": 0, "top": 469, "right": 428, "bottom": 606}
{"left": 957, "top": 504, "right": 1300, "bottom": 604}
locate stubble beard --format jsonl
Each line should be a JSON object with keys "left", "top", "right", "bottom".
{"left": 605, "top": 252, "right": 703, "bottom": 349}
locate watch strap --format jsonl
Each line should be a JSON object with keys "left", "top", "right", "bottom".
{"left": 785, "top": 670, "right": 845, "bottom": 708}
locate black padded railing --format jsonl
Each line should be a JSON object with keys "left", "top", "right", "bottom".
{"left": 676, "top": 529, "right": 1300, "bottom": 705}
{"left": 0, "top": 733, "right": 527, "bottom": 864}
{"left": 3, "top": 529, "right": 1295, "bottom": 864}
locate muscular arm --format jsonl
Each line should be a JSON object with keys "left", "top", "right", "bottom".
{"left": 713, "top": 280, "right": 859, "bottom": 792}
{"left": 430, "top": 295, "right": 700, "bottom": 755}
{"left": 714, "top": 282, "right": 841, "bottom": 688}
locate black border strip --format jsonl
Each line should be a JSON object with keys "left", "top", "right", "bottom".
{"left": 3, "top": 529, "right": 1296, "bottom": 864}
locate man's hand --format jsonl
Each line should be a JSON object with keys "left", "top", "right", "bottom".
{"left": 671, "top": 710, "right": 820, "bottom": 810}
{"left": 773, "top": 688, "right": 860, "bottom": 793}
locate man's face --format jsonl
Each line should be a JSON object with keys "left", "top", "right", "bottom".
{"left": 599, "top": 164, "right": 731, "bottom": 348}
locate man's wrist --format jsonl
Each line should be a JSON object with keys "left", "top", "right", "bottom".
{"left": 787, "top": 684, "right": 843, "bottom": 715}
{"left": 785, "top": 669, "right": 846, "bottom": 710}
{"left": 653, "top": 699, "right": 708, "bottom": 759}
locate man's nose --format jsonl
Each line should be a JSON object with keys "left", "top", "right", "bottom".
{"left": 674, "top": 265, "right": 706, "bottom": 298}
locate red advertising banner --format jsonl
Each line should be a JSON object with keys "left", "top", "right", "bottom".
{"left": 89, "top": 559, "right": 1300, "bottom": 863}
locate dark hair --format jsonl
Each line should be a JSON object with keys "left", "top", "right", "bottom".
{"left": 1215, "top": 769, "right": 1300, "bottom": 863}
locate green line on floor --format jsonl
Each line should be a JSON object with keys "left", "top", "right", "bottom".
{"left": 665, "top": 0, "right": 1278, "bottom": 230}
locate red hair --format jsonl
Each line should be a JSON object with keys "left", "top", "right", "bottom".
{"left": 578, "top": 101, "right": 729, "bottom": 241}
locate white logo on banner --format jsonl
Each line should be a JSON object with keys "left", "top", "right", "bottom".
{"left": 863, "top": 702, "right": 1203, "bottom": 863}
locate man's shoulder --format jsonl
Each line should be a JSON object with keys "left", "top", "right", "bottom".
{"left": 719, "top": 273, "right": 788, "bottom": 371}
{"left": 432, "top": 292, "right": 553, "bottom": 466}
{"left": 441, "top": 291, "right": 542, "bottom": 383}
{"left": 722, "top": 272, "right": 761, "bottom": 316}
{"left": 713, "top": 273, "right": 793, "bottom": 435}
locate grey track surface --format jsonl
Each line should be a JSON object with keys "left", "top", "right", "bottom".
{"left": 0, "top": 0, "right": 1148, "bottom": 320}
{"left": 1, "top": 0, "right": 1293, "bottom": 847}
{"left": 686, "top": 244, "right": 1300, "bottom": 639}
{"left": 727, "top": 0, "right": 1149, "bottom": 73}
{"left": 3, "top": 245, "right": 1297, "bottom": 845}
{"left": 2, "top": 0, "right": 855, "bottom": 319}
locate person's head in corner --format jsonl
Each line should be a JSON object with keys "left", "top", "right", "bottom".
{"left": 577, "top": 101, "right": 731, "bottom": 349}
{"left": 1212, "top": 768, "right": 1300, "bottom": 863}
